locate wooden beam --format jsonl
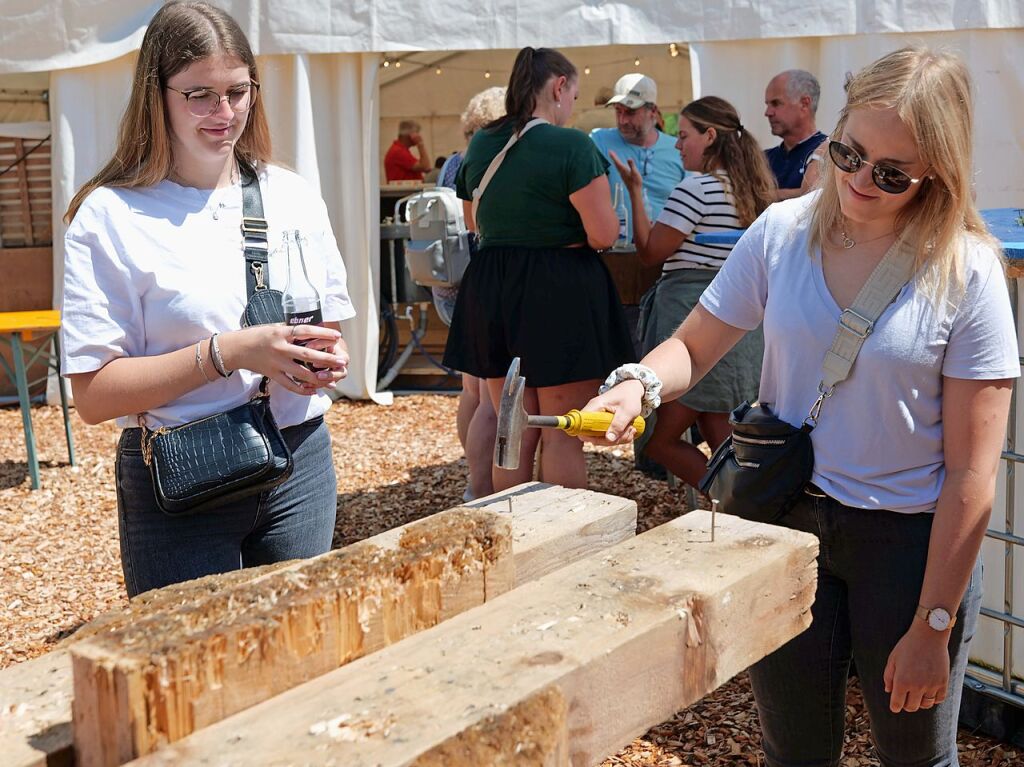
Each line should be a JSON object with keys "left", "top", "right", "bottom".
{"left": 71, "top": 507, "right": 515, "bottom": 766}
{"left": 127, "top": 512, "right": 818, "bottom": 767}
{"left": 0, "top": 483, "right": 635, "bottom": 767}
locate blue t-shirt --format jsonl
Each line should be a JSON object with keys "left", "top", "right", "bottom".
{"left": 764, "top": 131, "right": 827, "bottom": 190}
{"left": 589, "top": 128, "right": 685, "bottom": 220}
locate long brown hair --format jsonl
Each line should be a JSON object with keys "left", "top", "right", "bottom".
{"left": 681, "top": 97, "right": 777, "bottom": 227}
{"left": 65, "top": 1, "right": 272, "bottom": 223}
{"left": 809, "top": 47, "right": 997, "bottom": 299}
{"left": 489, "top": 47, "right": 576, "bottom": 132}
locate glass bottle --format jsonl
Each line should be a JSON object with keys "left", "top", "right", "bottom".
{"left": 281, "top": 230, "right": 324, "bottom": 371}
{"left": 613, "top": 182, "right": 630, "bottom": 247}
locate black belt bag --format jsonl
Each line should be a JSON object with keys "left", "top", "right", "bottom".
{"left": 140, "top": 378, "right": 292, "bottom": 516}
{"left": 699, "top": 401, "right": 814, "bottom": 524}
{"left": 698, "top": 237, "right": 916, "bottom": 525}
{"left": 138, "top": 161, "right": 293, "bottom": 516}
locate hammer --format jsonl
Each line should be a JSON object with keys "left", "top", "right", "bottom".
{"left": 494, "top": 357, "right": 646, "bottom": 470}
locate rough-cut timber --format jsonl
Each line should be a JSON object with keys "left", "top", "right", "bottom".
{"left": 71, "top": 508, "right": 515, "bottom": 767}
{"left": 0, "top": 483, "right": 636, "bottom": 767}
{"left": 130, "top": 511, "right": 818, "bottom": 767}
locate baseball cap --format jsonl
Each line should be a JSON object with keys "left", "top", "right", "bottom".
{"left": 606, "top": 73, "right": 657, "bottom": 110}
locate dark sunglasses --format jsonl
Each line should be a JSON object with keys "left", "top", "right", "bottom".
{"left": 828, "top": 140, "right": 925, "bottom": 195}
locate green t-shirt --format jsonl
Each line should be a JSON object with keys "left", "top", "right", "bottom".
{"left": 455, "top": 121, "right": 610, "bottom": 248}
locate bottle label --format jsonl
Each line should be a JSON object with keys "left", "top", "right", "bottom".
{"left": 285, "top": 307, "right": 325, "bottom": 371}
{"left": 285, "top": 308, "right": 323, "bottom": 327}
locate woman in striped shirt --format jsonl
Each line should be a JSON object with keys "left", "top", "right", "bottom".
{"left": 612, "top": 96, "right": 776, "bottom": 489}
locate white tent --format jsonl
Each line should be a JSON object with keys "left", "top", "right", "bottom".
{"left": 2, "top": 0, "right": 1024, "bottom": 708}
{"left": 1, "top": 0, "right": 1022, "bottom": 401}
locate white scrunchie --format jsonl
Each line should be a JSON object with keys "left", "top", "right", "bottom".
{"left": 599, "top": 363, "right": 663, "bottom": 418}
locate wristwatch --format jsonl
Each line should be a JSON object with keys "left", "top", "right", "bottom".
{"left": 915, "top": 604, "right": 956, "bottom": 632}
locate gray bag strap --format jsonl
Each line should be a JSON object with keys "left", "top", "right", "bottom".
{"left": 806, "top": 236, "right": 916, "bottom": 426}
{"left": 470, "top": 117, "right": 546, "bottom": 234}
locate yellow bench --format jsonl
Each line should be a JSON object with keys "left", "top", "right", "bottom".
{"left": 0, "top": 310, "right": 75, "bottom": 489}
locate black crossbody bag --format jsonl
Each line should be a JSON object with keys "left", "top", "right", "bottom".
{"left": 139, "top": 162, "right": 293, "bottom": 516}
{"left": 699, "top": 238, "right": 915, "bottom": 524}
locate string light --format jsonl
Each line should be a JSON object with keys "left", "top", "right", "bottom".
{"left": 584, "top": 65, "right": 591, "bottom": 75}
{"left": 382, "top": 59, "right": 390, "bottom": 68}
{"left": 634, "top": 56, "right": 641, "bottom": 67}
{"left": 394, "top": 60, "right": 401, "bottom": 68}
{"left": 669, "top": 43, "right": 679, "bottom": 58}
{"left": 484, "top": 70, "right": 491, "bottom": 79}
{"left": 435, "top": 67, "right": 442, "bottom": 75}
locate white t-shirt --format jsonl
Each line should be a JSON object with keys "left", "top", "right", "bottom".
{"left": 61, "top": 164, "right": 356, "bottom": 429}
{"left": 656, "top": 172, "right": 744, "bottom": 272}
{"left": 700, "top": 192, "right": 1020, "bottom": 513}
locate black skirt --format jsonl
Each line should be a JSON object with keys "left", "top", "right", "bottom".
{"left": 443, "top": 246, "right": 637, "bottom": 387}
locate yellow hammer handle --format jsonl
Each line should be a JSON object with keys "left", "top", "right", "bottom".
{"left": 556, "top": 409, "right": 646, "bottom": 438}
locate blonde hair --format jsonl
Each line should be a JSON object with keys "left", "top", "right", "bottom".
{"left": 460, "top": 87, "right": 507, "bottom": 139}
{"left": 809, "top": 47, "right": 998, "bottom": 298}
{"left": 681, "top": 97, "right": 777, "bottom": 227}
{"left": 65, "top": 1, "right": 272, "bottom": 223}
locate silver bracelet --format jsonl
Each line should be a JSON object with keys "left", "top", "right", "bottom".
{"left": 599, "top": 363, "right": 663, "bottom": 418}
{"left": 209, "top": 333, "right": 233, "bottom": 378}
{"left": 195, "top": 340, "right": 214, "bottom": 384}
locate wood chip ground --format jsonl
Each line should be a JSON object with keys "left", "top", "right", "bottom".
{"left": 1, "top": 397, "right": 1019, "bottom": 766}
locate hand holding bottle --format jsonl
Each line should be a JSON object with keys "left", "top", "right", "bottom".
{"left": 216, "top": 323, "right": 347, "bottom": 396}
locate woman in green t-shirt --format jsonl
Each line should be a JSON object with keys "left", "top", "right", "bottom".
{"left": 443, "top": 47, "right": 637, "bottom": 491}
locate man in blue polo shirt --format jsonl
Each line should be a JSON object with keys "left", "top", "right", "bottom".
{"left": 589, "top": 73, "right": 685, "bottom": 235}
{"left": 763, "top": 69, "right": 828, "bottom": 200}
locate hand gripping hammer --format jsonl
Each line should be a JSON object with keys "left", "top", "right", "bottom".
{"left": 494, "top": 357, "right": 646, "bottom": 470}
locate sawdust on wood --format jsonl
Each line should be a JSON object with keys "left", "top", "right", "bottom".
{"left": 0, "top": 397, "right": 1018, "bottom": 766}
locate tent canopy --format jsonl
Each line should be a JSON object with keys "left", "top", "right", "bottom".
{"left": 2, "top": 1, "right": 1022, "bottom": 74}
{"left": 0, "top": 2, "right": 1021, "bottom": 402}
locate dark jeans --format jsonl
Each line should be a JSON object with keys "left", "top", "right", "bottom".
{"left": 749, "top": 490, "right": 982, "bottom": 767}
{"left": 115, "top": 416, "right": 337, "bottom": 598}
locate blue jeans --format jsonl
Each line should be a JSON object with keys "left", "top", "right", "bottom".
{"left": 748, "top": 489, "right": 982, "bottom": 767}
{"left": 115, "top": 416, "right": 337, "bottom": 598}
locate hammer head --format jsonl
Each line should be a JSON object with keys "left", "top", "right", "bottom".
{"left": 494, "top": 357, "right": 527, "bottom": 470}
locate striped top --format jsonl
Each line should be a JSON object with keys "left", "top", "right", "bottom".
{"left": 656, "top": 172, "right": 743, "bottom": 272}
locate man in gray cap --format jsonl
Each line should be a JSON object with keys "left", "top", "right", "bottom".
{"left": 590, "top": 73, "right": 685, "bottom": 227}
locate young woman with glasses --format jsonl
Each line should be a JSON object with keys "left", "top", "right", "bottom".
{"left": 610, "top": 96, "right": 776, "bottom": 489}
{"left": 61, "top": 1, "right": 355, "bottom": 597}
{"left": 587, "top": 48, "right": 1018, "bottom": 763}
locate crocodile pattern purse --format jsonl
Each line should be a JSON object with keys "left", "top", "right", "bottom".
{"left": 140, "top": 378, "right": 293, "bottom": 516}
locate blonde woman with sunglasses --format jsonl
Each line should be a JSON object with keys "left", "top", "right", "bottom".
{"left": 60, "top": 1, "right": 355, "bottom": 597}
{"left": 585, "top": 48, "right": 1019, "bottom": 763}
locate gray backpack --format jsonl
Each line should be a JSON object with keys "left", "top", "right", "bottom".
{"left": 397, "top": 187, "right": 471, "bottom": 288}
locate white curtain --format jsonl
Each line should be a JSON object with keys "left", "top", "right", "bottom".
{"left": 691, "top": 28, "right": 1024, "bottom": 209}
{"left": 48, "top": 51, "right": 389, "bottom": 402}
{"left": 260, "top": 52, "right": 389, "bottom": 403}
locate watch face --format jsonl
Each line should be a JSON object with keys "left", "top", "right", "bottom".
{"left": 927, "top": 608, "right": 952, "bottom": 631}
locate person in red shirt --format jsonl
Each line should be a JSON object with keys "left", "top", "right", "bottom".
{"left": 384, "top": 120, "right": 432, "bottom": 181}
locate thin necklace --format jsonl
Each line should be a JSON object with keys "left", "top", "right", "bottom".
{"left": 838, "top": 227, "right": 895, "bottom": 250}
{"left": 167, "top": 160, "right": 239, "bottom": 189}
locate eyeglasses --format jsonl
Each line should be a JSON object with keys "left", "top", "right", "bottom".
{"left": 828, "top": 140, "right": 925, "bottom": 195}
{"left": 165, "top": 81, "right": 260, "bottom": 118}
